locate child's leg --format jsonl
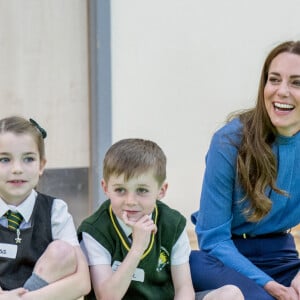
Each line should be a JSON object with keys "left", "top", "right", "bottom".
{"left": 0, "top": 288, "right": 28, "bottom": 299}
{"left": 202, "top": 285, "right": 244, "bottom": 300}
{"left": 24, "top": 240, "right": 77, "bottom": 291}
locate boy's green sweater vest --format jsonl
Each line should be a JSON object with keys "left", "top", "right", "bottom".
{"left": 78, "top": 200, "right": 186, "bottom": 300}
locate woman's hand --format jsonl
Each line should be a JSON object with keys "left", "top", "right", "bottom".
{"left": 265, "top": 280, "right": 298, "bottom": 300}
{"left": 290, "top": 271, "right": 300, "bottom": 297}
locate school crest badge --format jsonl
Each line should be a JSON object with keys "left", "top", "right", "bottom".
{"left": 156, "top": 246, "right": 170, "bottom": 271}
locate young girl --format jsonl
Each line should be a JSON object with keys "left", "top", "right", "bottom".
{"left": 0, "top": 116, "right": 90, "bottom": 299}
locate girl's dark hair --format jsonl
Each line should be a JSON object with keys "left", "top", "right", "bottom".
{"left": 0, "top": 116, "right": 46, "bottom": 160}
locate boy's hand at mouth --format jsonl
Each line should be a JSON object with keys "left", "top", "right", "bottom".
{"left": 122, "top": 211, "right": 157, "bottom": 254}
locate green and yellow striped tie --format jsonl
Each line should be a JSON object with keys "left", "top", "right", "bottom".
{"left": 5, "top": 210, "right": 23, "bottom": 231}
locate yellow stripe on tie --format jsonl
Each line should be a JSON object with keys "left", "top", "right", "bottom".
{"left": 5, "top": 210, "right": 23, "bottom": 231}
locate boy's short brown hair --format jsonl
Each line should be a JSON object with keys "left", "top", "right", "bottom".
{"left": 103, "top": 138, "right": 166, "bottom": 185}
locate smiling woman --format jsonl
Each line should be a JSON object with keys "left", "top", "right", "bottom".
{"left": 264, "top": 52, "right": 300, "bottom": 136}
{"left": 190, "top": 40, "right": 300, "bottom": 300}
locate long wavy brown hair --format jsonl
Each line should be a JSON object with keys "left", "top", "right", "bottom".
{"left": 229, "top": 41, "right": 300, "bottom": 222}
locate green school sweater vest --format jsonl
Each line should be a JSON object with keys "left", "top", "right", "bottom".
{"left": 78, "top": 200, "right": 186, "bottom": 300}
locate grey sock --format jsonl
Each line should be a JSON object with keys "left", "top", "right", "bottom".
{"left": 23, "top": 272, "right": 48, "bottom": 291}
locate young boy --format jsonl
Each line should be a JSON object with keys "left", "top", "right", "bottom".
{"left": 78, "top": 138, "right": 244, "bottom": 300}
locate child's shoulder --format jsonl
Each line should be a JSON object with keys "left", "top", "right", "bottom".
{"left": 36, "top": 191, "right": 56, "bottom": 201}
{"left": 156, "top": 201, "right": 186, "bottom": 244}
{"left": 78, "top": 199, "right": 110, "bottom": 230}
{"left": 35, "top": 192, "right": 56, "bottom": 208}
{"left": 156, "top": 200, "right": 186, "bottom": 226}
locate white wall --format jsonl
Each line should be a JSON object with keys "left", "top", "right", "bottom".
{"left": 2, "top": 1, "right": 300, "bottom": 224}
{"left": 110, "top": 0, "right": 300, "bottom": 228}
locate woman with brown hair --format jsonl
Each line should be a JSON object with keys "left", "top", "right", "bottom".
{"left": 190, "top": 41, "right": 300, "bottom": 300}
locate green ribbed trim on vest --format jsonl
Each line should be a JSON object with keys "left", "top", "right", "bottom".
{"left": 78, "top": 199, "right": 186, "bottom": 300}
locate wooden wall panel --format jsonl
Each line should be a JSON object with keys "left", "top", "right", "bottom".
{"left": 0, "top": 0, "right": 89, "bottom": 168}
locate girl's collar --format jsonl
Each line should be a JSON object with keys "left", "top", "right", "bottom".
{"left": 0, "top": 190, "right": 36, "bottom": 222}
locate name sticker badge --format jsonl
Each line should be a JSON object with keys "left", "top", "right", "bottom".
{"left": 112, "top": 260, "right": 145, "bottom": 282}
{"left": 0, "top": 243, "right": 18, "bottom": 259}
